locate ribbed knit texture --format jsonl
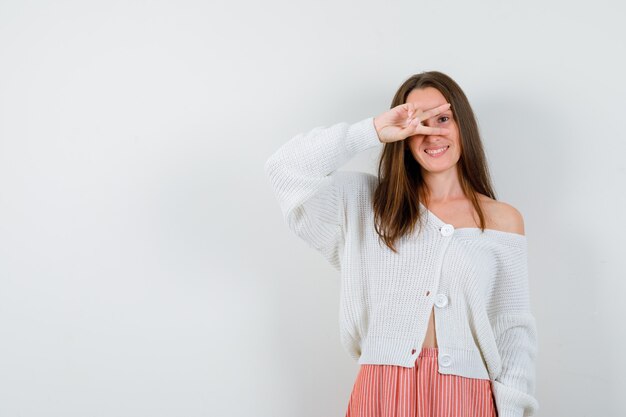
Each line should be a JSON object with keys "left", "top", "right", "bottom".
{"left": 264, "top": 117, "right": 539, "bottom": 417}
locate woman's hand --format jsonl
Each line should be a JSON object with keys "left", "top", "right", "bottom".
{"left": 373, "top": 102, "right": 451, "bottom": 144}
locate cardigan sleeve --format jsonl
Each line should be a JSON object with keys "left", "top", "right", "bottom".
{"left": 263, "top": 117, "right": 381, "bottom": 271}
{"left": 489, "top": 241, "right": 540, "bottom": 417}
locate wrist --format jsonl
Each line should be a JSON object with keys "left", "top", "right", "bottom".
{"left": 373, "top": 116, "right": 383, "bottom": 143}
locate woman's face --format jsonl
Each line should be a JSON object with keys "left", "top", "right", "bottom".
{"left": 404, "top": 87, "right": 461, "bottom": 174}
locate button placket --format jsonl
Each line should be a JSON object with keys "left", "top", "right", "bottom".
{"left": 412, "top": 219, "right": 455, "bottom": 363}
{"left": 440, "top": 223, "right": 455, "bottom": 237}
{"left": 434, "top": 226, "right": 453, "bottom": 369}
{"left": 434, "top": 293, "right": 449, "bottom": 308}
{"left": 439, "top": 353, "right": 452, "bottom": 367}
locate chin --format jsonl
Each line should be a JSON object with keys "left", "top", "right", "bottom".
{"left": 419, "top": 161, "right": 458, "bottom": 173}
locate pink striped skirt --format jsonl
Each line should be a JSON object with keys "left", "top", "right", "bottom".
{"left": 345, "top": 347, "right": 498, "bottom": 417}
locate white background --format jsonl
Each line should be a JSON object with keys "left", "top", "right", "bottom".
{"left": 1, "top": 1, "right": 624, "bottom": 416}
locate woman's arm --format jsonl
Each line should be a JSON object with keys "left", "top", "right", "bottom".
{"left": 489, "top": 241, "right": 540, "bottom": 417}
{"left": 263, "top": 117, "right": 381, "bottom": 270}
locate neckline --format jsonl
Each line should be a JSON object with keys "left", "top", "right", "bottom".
{"left": 418, "top": 201, "right": 527, "bottom": 244}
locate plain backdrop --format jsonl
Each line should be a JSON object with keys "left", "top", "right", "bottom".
{"left": 1, "top": 1, "right": 625, "bottom": 416}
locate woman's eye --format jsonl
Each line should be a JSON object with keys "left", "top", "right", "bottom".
{"left": 438, "top": 116, "right": 449, "bottom": 123}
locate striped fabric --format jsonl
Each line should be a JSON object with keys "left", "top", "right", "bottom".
{"left": 345, "top": 347, "right": 498, "bottom": 417}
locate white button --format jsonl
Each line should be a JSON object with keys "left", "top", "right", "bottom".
{"left": 434, "top": 294, "right": 449, "bottom": 308}
{"left": 440, "top": 224, "right": 455, "bottom": 236}
{"left": 439, "top": 353, "right": 452, "bottom": 367}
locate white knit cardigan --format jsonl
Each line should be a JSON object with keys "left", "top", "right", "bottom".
{"left": 263, "top": 116, "right": 539, "bottom": 417}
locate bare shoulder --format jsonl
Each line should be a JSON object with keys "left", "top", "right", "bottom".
{"left": 476, "top": 194, "right": 525, "bottom": 235}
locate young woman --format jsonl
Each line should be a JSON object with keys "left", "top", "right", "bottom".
{"left": 264, "top": 71, "right": 539, "bottom": 417}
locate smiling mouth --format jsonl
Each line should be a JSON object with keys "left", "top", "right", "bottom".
{"left": 424, "top": 145, "right": 449, "bottom": 157}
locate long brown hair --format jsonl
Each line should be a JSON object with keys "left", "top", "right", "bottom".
{"left": 373, "top": 71, "right": 496, "bottom": 252}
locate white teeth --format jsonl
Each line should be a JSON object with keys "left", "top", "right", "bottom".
{"left": 425, "top": 146, "right": 448, "bottom": 155}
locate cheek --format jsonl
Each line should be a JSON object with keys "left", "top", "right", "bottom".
{"left": 447, "top": 126, "right": 460, "bottom": 147}
{"left": 407, "top": 136, "right": 423, "bottom": 150}
{"left": 452, "top": 137, "right": 462, "bottom": 158}
{"left": 407, "top": 139, "right": 423, "bottom": 158}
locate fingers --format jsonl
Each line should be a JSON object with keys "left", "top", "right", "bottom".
{"left": 405, "top": 102, "right": 450, "bottom": 126}
{"left": 419, "top": 102, "right": 451, "bottom": 122}
{"left": 421, "top": 126, "right": 451, "bottom": 136}
{"left": 403, "top": 102, "right": 417, "bottom": 125}
{"left": 406, "top": 102, "right": 417, "bottom": 119}
{"left": 403, "top": 122, "right": 450, "bottom": 138}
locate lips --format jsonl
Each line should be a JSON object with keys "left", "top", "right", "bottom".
{"left": 424, "top": 145, "right": 449, "bottom": 157}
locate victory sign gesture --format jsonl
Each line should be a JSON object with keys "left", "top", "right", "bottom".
{"left": 374, "top": 102, "right": 452, "bottom": 144}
